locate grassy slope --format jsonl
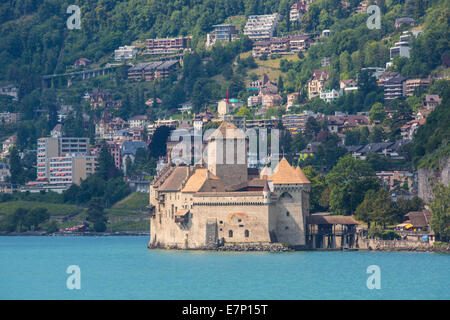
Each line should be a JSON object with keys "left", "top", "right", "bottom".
{"left": 111, "top": 192, "right": 149, "bottom": 211}
{"left": 240, "top": 51, "right": 300, "bottom": 86}
{"left": 0, "top": 201, "right": 82, "bottom": 216}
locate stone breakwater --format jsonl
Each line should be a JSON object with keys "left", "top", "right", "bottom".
{"left": 148, "top": 242, "right": 293, "bottom": 252}
{"left": 217, "top": 243, "right": 292, "bottom": 252}
{"left": 360, "top": 239, "right": 450, "bottom": 253}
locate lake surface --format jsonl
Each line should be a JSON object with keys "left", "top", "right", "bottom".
{"left": 0, "top": 236, "right": 448, "bottom": 300}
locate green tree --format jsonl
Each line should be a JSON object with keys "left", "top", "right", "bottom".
{"left": 303, "top": 166, "right": 327, "bottom": 212}
{"left": 12, "top": 208, "right": 28, "bottom": 232}
{"left": 369, "top": 102, "right": 386, "bottom": 123}
{"left": 368, "top": 126, "right": 386, "bottom": 143}
{"left": 235, "top": 106, "right": 252, "bottom": 118}
{"left": 326, "top": 154, "right": 379, "bottom": 215}
{"left": 356, "top": 189, "right": 397, "bottom": 228}
{"left": 8, "top": 146, "right": 23, "bottom": 184}
{"left": 96, "top": 142, "right": 121, "bottom": 180}
{"left": 86, "top": 198, "right": 108, "bottom": 232}
{"left": 24, "top": 207, "right": 49, "bottom": 231}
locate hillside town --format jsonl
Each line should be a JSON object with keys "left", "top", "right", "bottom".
{"left": 0, "top": 0, "right": 448, "bottom": 250}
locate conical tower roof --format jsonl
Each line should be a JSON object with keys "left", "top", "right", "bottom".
{"left": 208, "top": 121, "right": 247, "bottom": 140}
{"left": 260, "top": 166, "right": 272, "bottom": 179}
{"left": 295, "top": 166, "right": 310, "bottom": 184}
{"left": 269, "top": 158, "right": 310, "bottom": 184}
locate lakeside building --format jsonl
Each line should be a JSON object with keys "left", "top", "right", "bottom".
{"left": 376, "top": 170, "right": 415, "bottom": 193}
{"left": 395, "top": 17, "right": 415, "bottom": 29}
{"left": 127, "top": 60, "right": 180, "bottom": 81}
{"left": 145, "top": 36, "right": 191, "bottom": 55}
{"left": 206, "top": 24, "right": 238, "bottom": 47}
{"left": 129, "top": 115, "right": 149, "bottom": 129}
{"left": 319, "top": 89, "right": 341, "bottom": 103}
{"left": 282, "top": 113, "right": 309, "bottom": 134}
{"left": 1, "top": 135, "right": 16, "bottom": 159}
{"left": 73, "top": 58, "right": 91, "bottom": 68}
{"left": 36, "top": 137, "right": 95, "bottom": 188}
{"left": 246, "top": 118, "right": 279, "bottom": 130}
{"left": 355, "top": 0, "right": 368, "bottom": 14}
{"left": 289, "top": 35, "right": 312, "bottom": 52}
{"left": 114, "top": 46, "right": 138, "bottom": 61}
{"left": 347, "top": 139, "right": 411, "bottom": 160}
{"left": 405, "top": 78, "right": 431, "bottom": 96}
{"left": 290, "top": 1, "right": 309, "bottom": 22}
{"left": 286, "top": 92, "right": 300, "bottom": 111}
{"left": 90, "top": 89, "right": 113, "bottom": 109}
{"left": 361, "top": 67, "right": 386, "bottom": 80}
{"left": 244, "top": 14, "right": 280, "bottom": 40}
{"left": 0, "top": 112, "right": 21, "bottom": 124}
{"left": 390, "top": 40, "right": 410, "bottom": 60}
{"left": 308, "top": 69, "right": 330, "bottom": 99}
{"left": 0, "top": 163, "right": 10, "bottom": 182}
{"left": 95, "top": 111, "right": 129, "bottom": 140}
{"left": 299, "top": 142, "right": 321, "bottom": 161}
{"left": 217, "top": 99, "right": 244, "bottom": 117}
{"left": 148, "top": 121, "right": 311, "bottom": 249}
{"left": 424, "top": 95, "right": 441, "bottom": 109}
{"left": 340, "top": 79, "right": 358, "bottom": 92}
{"left": 252, "top": 35, "right": 312, "bottom": 57}
{"left": 383, "top": 76, "right": 407, "bottom": 100}
{"left": 0, "top": 84, "right": 19, "bottom": 101}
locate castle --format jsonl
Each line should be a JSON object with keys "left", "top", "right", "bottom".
{"left": 148, "top": 121, "right": 311, "bottom": 249}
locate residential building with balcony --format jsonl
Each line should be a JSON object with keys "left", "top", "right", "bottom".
{"left": 383, "top": 76, "right": 407, "bottom": 100}
{"left": 206, "top": 24, "right": 238, "bottom": 47}
{"left": 282, "top": 114, "right": 309, "bottom": 134}
{"left": 244, "top": 14, "right": 280, "bottom": 40}
{"left": 36, "top": 137, "right": 93, "bottom": 188}
{"left": 290, "top": 1, "right": 308, "bottom": 22}
{"left": 405, "top": 78, "right": 431, "bottom": 96}
{"left": 145, "top": 36, "right": 191, "bottom": 55}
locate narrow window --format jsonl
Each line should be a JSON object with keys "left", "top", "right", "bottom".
{"left": 245, "top": 230, "right": 249, "bottom": 238}
{"left": 286, "top": 211, "right": 290, "bottom": 217}
{"left": 229, "top": 230, "right": 233, "bottom": 238}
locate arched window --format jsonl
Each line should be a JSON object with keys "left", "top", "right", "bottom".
{"left": 229, "top": 230, "right": 233, "bottom": 238}
{"left": 286, "top": 211, "right": 290, "bottom": 217}
{"left": 245, "top": 230, "right": 249, "bottom": 238}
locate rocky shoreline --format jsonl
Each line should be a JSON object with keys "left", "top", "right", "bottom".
{"left": 148, "top": 242, "right": 293, "bottom": 252}
{"left": 363, "top": 244, "right": 450, "bottom": 253}
{"left": 0, "top": 231, "right": 150, "bottom": 236}
{"left": 2, "top": 233, "right": 449, "bottom": 253}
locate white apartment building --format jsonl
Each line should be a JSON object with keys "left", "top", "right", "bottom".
{"left": 390, "top": 32, "right": 410, "bottom": 60}
{"left": 36, "top": 137, "right": 92, "bottom": 187}
{"left": 244, "top": 14, "right": 280, "bottom": 40}
{"left": 48, "top": 155, "right": 96, "bottom": 187}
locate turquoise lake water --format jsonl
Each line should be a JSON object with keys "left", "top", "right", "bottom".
{"left": 0, "top": 236, "right": 449, "bottom": 300}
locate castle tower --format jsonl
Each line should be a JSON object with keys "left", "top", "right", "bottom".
{"left": 266, "top": 158, "right": 311, "bottom": 247}
{"left": 207, "top": 121, "right": 248, "bottom": 186}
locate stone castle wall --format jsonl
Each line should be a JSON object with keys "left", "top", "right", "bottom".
{"left": 149, "top": 193, "right": 272, "bottom": 249}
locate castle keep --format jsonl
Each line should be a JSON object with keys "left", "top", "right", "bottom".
{"left": 148, "top": 122, "right": 311, "bottom": 249}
